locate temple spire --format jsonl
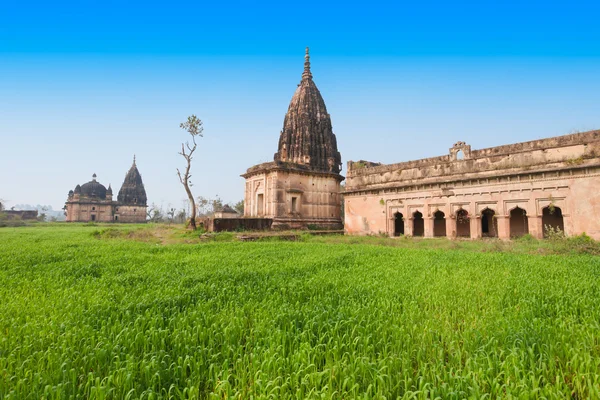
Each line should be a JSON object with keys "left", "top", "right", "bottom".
{"left": 302, "top": 47, "right": 312, "bottom": 80}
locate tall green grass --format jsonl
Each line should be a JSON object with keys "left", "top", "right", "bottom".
{"left": 1, "top": 225, "right": 599, "bottom": 398}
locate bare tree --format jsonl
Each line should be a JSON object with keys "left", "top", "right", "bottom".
{"left": 177, "top": 115, "right": 204, "bottom": 230}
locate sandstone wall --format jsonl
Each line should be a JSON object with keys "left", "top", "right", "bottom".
{"left": 244, "top": 168, "right": 343, "bottom": 229}
{"left": 115, "top": 205, "right": 147, "bottom": 223}
{"left": 345, "top": 130, "right": 600, "bottom": 239}
{"left": 65, "top": 201, "right": 114, "bottom": 222}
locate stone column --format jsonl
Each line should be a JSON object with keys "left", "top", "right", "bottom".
{"left": 528, "top": 216, "right": 543, "bottom": 239}
{"left": 388, "top": 216, "right": 395, "bottom": 237}
{"left": 424, "top": 217, "right": 434, "bottom": 238}
{"left": 496, "top": 216, "right": 510, "bottom": 240}
{"left": 448, "top": 217, "right": 457, "bottom": 239}
{"left": 470, "top": 216, "right": 482, "bottom": 239}
{"left": 406, "top": 217, "right": 413, "bottom": 236}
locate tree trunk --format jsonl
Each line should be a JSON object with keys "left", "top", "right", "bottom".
{"left": 185, "top": 181, "right": 196, "bottom": 230}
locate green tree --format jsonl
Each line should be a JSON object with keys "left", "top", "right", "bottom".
{"left": 196, "top": 195, "right": 224, "bottom": 216}
{"left": 234, "top": 199, "right": 244, "bottom": 215}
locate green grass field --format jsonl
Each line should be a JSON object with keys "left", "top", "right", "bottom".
{"left": 1, "top": 225, "right": 599, "bottom": 399}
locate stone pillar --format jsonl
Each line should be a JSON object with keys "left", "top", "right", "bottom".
{"left": 448, "top": 217, "right": 457, "bottom": 239}
{"left": 424, "top": 217, "right": 434, "bottom": 238}
{"left": 496, "top": 216, "right": 510, "bottom": 240}
{"left": 470, "top": 216, "right": 481, "bottom": 239}
{"left": 528, "top": 216, "right": 543, "bottom": 239}
{"left": 406, "top": 217, "right": 413, "bottom": 236}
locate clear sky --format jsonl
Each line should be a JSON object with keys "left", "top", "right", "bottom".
{"left": 1, "top": 0, "right": 600, "bottom": 211}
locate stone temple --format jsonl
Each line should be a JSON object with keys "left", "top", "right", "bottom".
{"left": 242, "top": 48, "right": 344, "bottom": 229}
{"left": 65, "top": 157, "right": 147, "bottom": 223}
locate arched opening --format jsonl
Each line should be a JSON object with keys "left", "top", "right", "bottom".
{"left": 510, "top": 207, "right": 529, "bottom": 237}
{"left": 394, "top": 212, "right": 404, "bottom": 237}
{"left": 481, "top": 208, "right": 497, "bottom": 238}
{"left": 456, "top": 209, "right": 470, "bottom": 237}
{"left": 433, "top": 210, "right": 446, "bottom": 237}
{"left": 413, "top": 211, "right": 424, "bottom": 237}
{"left": 456, "top": 150, "right": 464, "bottom": 160}
{"left": 542, "top": 206, "right": 564, "bottom": 237}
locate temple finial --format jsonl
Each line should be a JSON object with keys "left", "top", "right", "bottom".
{"left": 133, "top": 154, "right": 136, "bottom": 165}
{"left": 302, "top": 47, "right": 312, "bottom": 80}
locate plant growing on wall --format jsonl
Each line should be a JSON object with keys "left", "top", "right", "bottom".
{"left": 548, "top": 195, "right": 556, "bottom": 215}
{"left": 457, "top": 209, "right": 470, "bottom": 225}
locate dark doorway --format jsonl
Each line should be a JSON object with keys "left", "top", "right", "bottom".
{"left": 91, "top": 215, "right": 96, "bottom": 221}
{"left": 481, "top": 208, "right": 497, "bottom": 237}
{"left": 394, "top": 212, "right": 404, "bottom": 236}
{"left": 510, "top": 207, "right": 528, "bottom": 237}
{"left": 542, "top": 206, "right": 564, "bottom": 237}
{"left": 456, "top": 209, "right": 470, "bottom": 237}
{"left": 413, "top": 211, "right": 424, "bottom": 237}
{"left": 433, "top": 210, "right": 446, "bottom": 237}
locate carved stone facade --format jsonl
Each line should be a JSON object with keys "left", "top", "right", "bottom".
{"left": 242, "top": 48, "right": 344, "bottom": 229}
{"left": 65, "top": 157, "right": 148, "bottom": 223}
{"left": 345, "top": 130, "right": 600, "bottom": 240}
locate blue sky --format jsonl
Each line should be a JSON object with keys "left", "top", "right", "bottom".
{"left": 1, "top": 0, "right": 600, "bottom": 211}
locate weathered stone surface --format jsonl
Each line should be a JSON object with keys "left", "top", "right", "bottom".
{"left": 117, "top": 157, "right": 147, "bottom": 206}
{"left": 345, "top": 130, "right": 600, "bottom": 240}
{"left": 273, "top": 48, "right": 342, "bottom": 174}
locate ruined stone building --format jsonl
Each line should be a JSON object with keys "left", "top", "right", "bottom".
{"left": 242, "top": 48, "right": 344, "bottom": 229}
{"left": 345, "top": 130, "right": 600, "bottom": 240}
{"left": 65, "top": 157, "right": 147, "bottom": 223}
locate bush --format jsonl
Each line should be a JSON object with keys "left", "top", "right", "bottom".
{"left": 544, "top": 225, "right": 565, "bottom": 240}
{"left": 0, "top": 213, "right": 25, "bottom": 228}
{"left": 515, "top": 233, "right": 536, "bottom": 242}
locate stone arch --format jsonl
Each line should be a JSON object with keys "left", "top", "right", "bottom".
{"left": 433, "top": 210, "right": 446, "bottom": 237}
{"left": 481, "top": 208, "right": 497, "bottom": 238}
{"left": 413, "top": 211, "right": 424, "bottom": 237}
{"left": 542, "top": 206, "right": 564, "bottom": 237}
{"left": 394, "top": 212, "right": 404, "bottom": 237}
{"left": 449, "top": 141, "right": 472, "bottom": 161}
{"left": 509, "top": 207, "right": 529, "bottom": 237}
{"left": 456, "top": 209, "right": 470, "bottom": 238}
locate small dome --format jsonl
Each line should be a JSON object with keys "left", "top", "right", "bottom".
{"left": 79, "top": 174, "right": 107, "bottom": 199}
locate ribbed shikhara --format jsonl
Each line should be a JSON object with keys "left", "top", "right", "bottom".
{"left": 274, "top": 48, "right": 342, "bottom": 174}
{"left": 117, "top": 156, "right": 148, "bottom": 206}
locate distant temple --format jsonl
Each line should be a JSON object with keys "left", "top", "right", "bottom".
{"left": 65, "top": 157, "right": 147, "bottom": 223}
{"left": 242, "top": 48, "right": 344, "bottom": 229}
